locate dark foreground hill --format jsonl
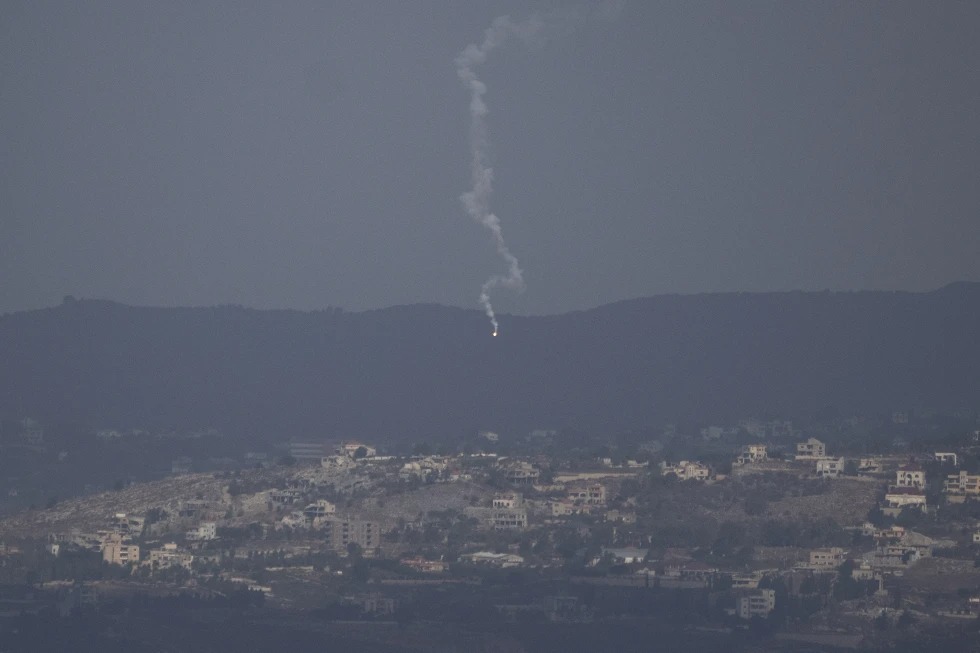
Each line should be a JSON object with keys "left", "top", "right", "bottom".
{"left": 1, "top": 284, "right": 979, "bottom": 442}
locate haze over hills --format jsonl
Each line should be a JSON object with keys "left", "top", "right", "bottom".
{"left": 1, "top": 283, "right": 978, "bottom": 443}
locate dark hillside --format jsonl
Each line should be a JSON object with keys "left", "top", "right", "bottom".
{"left": 1, "top": 284, "right": 978, "bottom": 441}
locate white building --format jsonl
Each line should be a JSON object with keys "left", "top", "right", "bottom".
{"left": 809, "top": 547, "right": 845, "bottom": 569}
{"left": 338, "top": 442, "right": 377, "bottom": 458}
{"left": 459, "top": 551, "right": 524, "bottom": 567}
{"left": 102, "top": 533, "right": 139, "bottom": 566}
{"left": 146, "top": 542, "right": 194, "bottom": 570}
{"left": 945, "top": 470, "right": 980, "bottom": 497}
{"left": 815, "top": 457, "right": 845, "bottom": 479}
{"left": 895, "top": 464, "right": 926, "bottom": 489}
{"left": 934, "top": 452, "right": 958, "bottom": 466}
{"left": 662, "top": 460, "right": 711, "bottom": 481}
{"left": 566, "top": 483, "right": 607, "bottom": 506}
{"left": 738, "top": 589, "right": 776, "bottom": 619}
{"left": 796, "top": 438, "right": 826, "bottom": 460}
{"left": 492, "top": 493, "right": 524, "bottom": 509}
{"left": 599, "top": 547, "right": 649, "bottom": 564}
{"left": 289, "top": 441, "right": 328, "bottom": 461}
{"left": 303, "top": 500, "right": 337, "bottom": 520}
{"left": 885, "top": 488, "right": 927, "bottom": 510}
{"left": 502, "top": 461, "right": 540, "bottom": 485}
{"left": 858, "top": 458, "right": 883, "bottom": 474}
{"left": 489, "top": 508, "right": 528, "bottom": 531}
{"left": 185, "top": 522, "right": 217, "bottom": 541}
{"left": 737, "top": 445, "right": 768, "bottom": 464}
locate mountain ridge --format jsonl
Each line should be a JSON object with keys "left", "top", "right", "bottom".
{"left": 2, "top": 283, "right": 978, "bottom": 442}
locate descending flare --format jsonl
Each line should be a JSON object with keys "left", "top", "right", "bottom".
{"left": 456, "top": 16, "right": 542, "bottom": 337}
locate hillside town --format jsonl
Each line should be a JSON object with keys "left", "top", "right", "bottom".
{"left": 2, "top": 413, "right": 980, "bottom": 650}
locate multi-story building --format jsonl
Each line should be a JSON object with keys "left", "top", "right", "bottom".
{"left": 737, "top": 589, "right": 776, "bottom": 619}
{"left": 146, "top": 542, "right": 194, "bottom": 570}
{"left": 661, "top": 461, "right": 711, "bottom": 481}
{"left": 108, "top": 513, "right": 145, "bottom": 537}
{"left": 737, "top": 445, "right": 768, "bottom": 464}
{"left": 492, "top": 493, "right": 524, "bottom": 509}
{"left": 489, "top": 508, "right": 528, "bottom": 530}
{"left": 884, "top": 487, "right": 927, "bottom": 510}
{"left": 945, "top": 470, "right": 980, "bottom": 497}
{"left": 322, "top": 517, "right": 379, "bottom": 553}
{"left": 101, "top": 533, "right": 139, "bottom": 566}
{"left": 808, "top": 547, "right": 845, "bottom": 569}
{"left": 895, "top": 464, "right": 926, "bottom": 489}
{"left": 303, "top": 500, "right": 336, "bottom": 521}
{"left": 185, "top": 522, "right": 217, "bottom": 541}
{"left": 815, "top": 457, "right": 845, "bottom": 479}
{"left": 796, "top": 438, "right": 826, "bottom": 460}
{"left": 502, "top": 461, "right": 540, "bottom": 486}
{"left": 858, "top": 458, "right": 883, "bottom": 474}
{"left": 566, "top": 483, "right": 606, "bottom": 506}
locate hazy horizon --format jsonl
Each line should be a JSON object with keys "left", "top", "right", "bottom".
{"left": 5, "top": 1, "right": 980, "bottom": 316}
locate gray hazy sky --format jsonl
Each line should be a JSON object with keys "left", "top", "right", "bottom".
{"left": 3, "top": 1, "right": 979, "bottom": 315}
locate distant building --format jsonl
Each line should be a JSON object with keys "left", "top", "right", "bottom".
{"left": 492, "top": 493, "right": 524, "bottom": 509}
{"left": 108, "top": 513, "right": 145, "bottom": 537}
{"left": 662, "top": 460, "right": 711, "bottom": 481}
{"left": 337, "top": 442, "right": 377, "bottom": 458}
{"left": 895, "top": 463, "right": 925, "bottom": 489}
{"left": 738, "top": 589, "right": 776, "bottom": 619}
{"left": 737, "top": 445, "right": 768, "bottom": 464}
{"left": 101, "top": 533, "right": 139, "bottom": 566}
{"left": 302, "top": 500, "right": 336, "bottom": 521}
{"left": 808, "top": 547, "right": 845, "bottom": 569}
{"left": 289, "top": 441, "right": 328, "bottom": 461}
{"left": 270, "top": 488, "right": 304, "bottom": 507}
{"left": 884, "top": 487, "right": 928, "bottom": 511}
{"left": 944, "top": 470, "right": 980, "bottom": 497}
{"left": 489, "top": 507, "right": 528, "bottom": 530}
{"left": 934, "top": 452, "right": 959, "bottom": 466}
{"left": 185, "top": 522, "right": 217, "bottom": 541}
{"left": 400, "top": 557, "right": 448, "bottom": 573}
{"left": 858, "top": 458, "right": 883, "bottom": 474}
{"left": 459, "top": 551, "right": 524, "bottom": 567}
{"left": 815, "top": 457, "right": 845, "bottom": 479}
{"left": 321, "top": 517, "right": 379, "bottom": 553}
{"left": 796, "top": 438, "right": 826, "bottom": 460}
{"left": 146, "top": 543, "right": 194, "bottom": 570}
{"left": 599, "top": 547, "right": 649, "bottom": 564}
{"left": 502, "top": 461, "right": 540, "bottom": 486}
{"left": 566, "top": 483, "right": 607, "bottom": 506}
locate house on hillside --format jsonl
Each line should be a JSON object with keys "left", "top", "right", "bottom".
{"left": 895, "top": 463, "right": 926, "bottom": 489}
{"left": 736, "top": 444, "right": 768, "bottom": 465}
{"left": 796, "top": 438, "right": 826, "bottom": 460}
{"left": 738, "top": 589, "right": 776, "bottom": 619}
{"left": 815, "top": 457, "right": 845, "bottom": 479}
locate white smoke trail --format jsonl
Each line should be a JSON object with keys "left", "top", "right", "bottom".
{"left": 456, "top": 6, "right": 622, "bottom": 335}
{"left": 456, "top": 16, "right": 543, "bottom": 336}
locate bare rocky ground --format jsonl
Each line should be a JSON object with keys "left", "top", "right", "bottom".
{"left": 897, "top": 557, "right": 980, "bottom": 592}
{"left": 0, "top": 468, "right": 289, "bottom": 538}
{"left": 765, "top": 478, "right": 879, "bottom": 526}
{"left": 352, "top": 481, "right": 491, "bottom": 530}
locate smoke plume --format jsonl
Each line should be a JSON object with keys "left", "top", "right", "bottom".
{"left": 456, "top": 16, "right": 543, "bottom": 336}
{"left": 456, "top": 6, "right": 621, "bottom": 335}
